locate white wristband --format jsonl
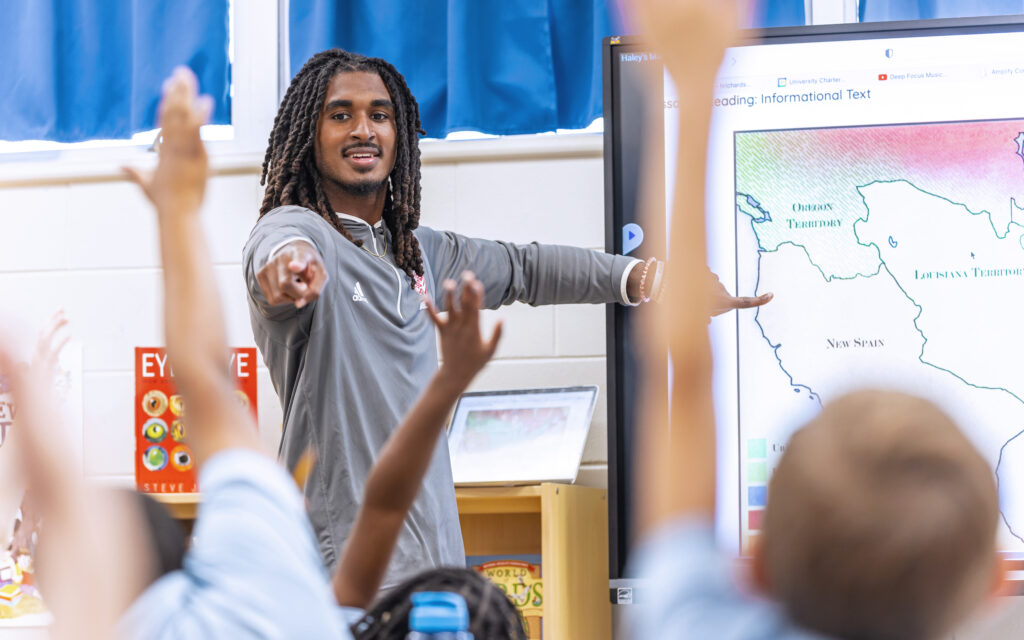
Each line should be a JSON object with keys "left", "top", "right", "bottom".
{"left": 621, "top": 258, "right": 643, "bottom": 307}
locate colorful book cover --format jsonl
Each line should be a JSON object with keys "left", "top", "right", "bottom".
{"left": 0, "top": 551, "right": 44, "bottom": 619}
{"left": 134, "top": 347, "right": 257, "bottom": 493}
{"left": 468, "top": 554, "right": 542, "bottom": 639}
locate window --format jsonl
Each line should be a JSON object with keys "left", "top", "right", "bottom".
{"left": 0, "top": 0, "right": 281, "bottom": 175}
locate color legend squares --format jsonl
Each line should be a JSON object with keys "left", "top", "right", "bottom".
{"left": 748, "top": 485, "right": 767, "bottom": 508}
{"left": 746, "top": 438, "right": 768, "bottom": 532}
{"left": 747, "top": 438, "right": 767, "bottom": 459}
{"left": 748, "top": 461, "right": 767, "bottom": 483}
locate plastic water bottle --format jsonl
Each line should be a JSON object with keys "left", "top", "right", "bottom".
{"left": 405, "top": 591, "right": 474, "bottom": 640}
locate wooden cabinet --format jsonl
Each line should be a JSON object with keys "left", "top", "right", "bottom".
{"left": 457, "top": 484, "right": 611, "bottom": 640}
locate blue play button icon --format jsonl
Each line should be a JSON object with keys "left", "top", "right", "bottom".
{"left": 623, "top": 223, "right": 644, "bottom": 255}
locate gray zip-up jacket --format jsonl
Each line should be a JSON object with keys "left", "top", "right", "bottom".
{"left": 244, "top": 205, "right": 639, "bottom": 587}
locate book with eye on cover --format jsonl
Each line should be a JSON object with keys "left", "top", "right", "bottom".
{"left": 134, "top": 347, "right": 257, "bottom": 493}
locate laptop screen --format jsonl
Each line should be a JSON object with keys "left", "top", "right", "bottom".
{"left": 448, "top": 386, "right": 598, "bottom": 485}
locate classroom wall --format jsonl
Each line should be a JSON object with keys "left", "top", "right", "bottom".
{"left": 0, "top": 139, "right": 611, "bottom": 489}
{"left": 9, "top": 140, "right": 1024, "bottom": 640}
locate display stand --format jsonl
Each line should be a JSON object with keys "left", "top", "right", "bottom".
{"left": 457, "top": 483, "right": 611, "bottom": 640}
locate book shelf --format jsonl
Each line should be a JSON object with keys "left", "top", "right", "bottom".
{"left": 456, "top": 483, "right": 611, "bottom": 640}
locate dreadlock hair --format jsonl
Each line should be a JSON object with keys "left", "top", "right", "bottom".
{"left": 350, "top": 567, "right": 528, "bottom": 640}
{"left": 260, "top": 48, "right": 425, "bottom": 286}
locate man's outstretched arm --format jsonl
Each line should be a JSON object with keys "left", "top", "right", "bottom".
{"left": 333, "top": 272, "right": 501, "bottom": 608}
{"left": 126, "top": 67, "right": 260, "bottom": 465}
{"left": 417, "top": 226, "right": 769, "bottom": 314}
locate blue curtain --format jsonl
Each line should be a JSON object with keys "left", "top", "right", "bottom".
{"left": 289, "top": 1, "right": 804, "bottom": 137}
{"left": 0, "top": 1, "right": 230, "bottom": 143}
{"left": 290, "top": 0, "right": 620, "bottom": 137}
{"left": 860, "top": 0, "right": 1024, "bottom": 21}
{"left": 751, "top": 0, "right": 806, "bottom": 28}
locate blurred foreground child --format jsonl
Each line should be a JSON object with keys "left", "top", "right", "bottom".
{"left": 1, "top": 67, "right": 503, "bottom": 639}
{"left": 628, "top": 1, "right": 1004, "bottom": 639}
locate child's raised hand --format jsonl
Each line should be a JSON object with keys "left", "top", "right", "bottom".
{"left": 424, "top": 272, "right": 502, "bottom": 387}
{"left": 0, "top": 312, "right": 72, "bottom": 497}
{"left": 32, "top": 310, "right": 70, "bottom": 385}
{"left": 0, "top": 318, "right": 146, "bottom": 640}
{"left": 124, "top": 66, "right": 212, "bottom": 216}
{"left": 630, "top": 0, "right": 748, "bottom": 74}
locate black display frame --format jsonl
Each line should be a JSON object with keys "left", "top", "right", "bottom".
{"left": 603, "top": 14, "right": 1024, "bottom": 586}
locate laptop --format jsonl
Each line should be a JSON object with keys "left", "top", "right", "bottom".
{"left": 447, "top": 386, "right": 599, "bottom": 486}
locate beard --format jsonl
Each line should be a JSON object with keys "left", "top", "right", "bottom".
{"left": 339, "top": 176, "right": 387, "bottom": 196}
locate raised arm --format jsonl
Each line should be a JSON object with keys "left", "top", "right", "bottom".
{"left": 332, "top": 272, "right": 501, "bottom": 608}
{"left": 633, "top": 0, "right": 751, "bottom": 534}
{"left": 0, "top": 316, "right": 150, "bottom": 640}
{"left": 126, "top": 68, "right": 260, "bottom": 465}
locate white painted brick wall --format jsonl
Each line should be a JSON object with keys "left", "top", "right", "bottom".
{"left": 421, "top": 156, "right": 610, "bottom": 484}
{"left": 0, "top": 151, "right": 611, "bottom": 489}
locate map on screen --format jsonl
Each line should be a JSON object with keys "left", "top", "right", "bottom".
{"left": 734, "top": 119, "right": 1024, "bottom": 553}
{"left": 655, "top": 26, "right": 1024, "bottom": 555}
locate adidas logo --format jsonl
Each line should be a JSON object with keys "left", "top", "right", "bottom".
{"left": 352, "top": 282, "right": 368, "bottom": 303}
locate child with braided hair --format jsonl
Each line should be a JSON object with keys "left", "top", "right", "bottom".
{"left": 348, "top": 568, "right": 527, "bottom": 640}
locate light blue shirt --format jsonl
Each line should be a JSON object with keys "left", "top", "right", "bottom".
{"left": 629, "top": 519, "right": 831, "bottom": 640}
{"left": 118, "top": 450, "right": 354, "bottom": 639}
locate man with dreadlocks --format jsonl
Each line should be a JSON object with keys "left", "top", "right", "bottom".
{"left": 244, "top": 48, "right": 770, "bottom": 588}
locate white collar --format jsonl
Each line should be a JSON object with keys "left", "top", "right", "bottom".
{"left": 335, "top": 212, "right": 383, "bottom": 228}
